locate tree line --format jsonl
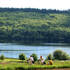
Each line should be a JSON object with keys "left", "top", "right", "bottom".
{"left": 0, "top": 8, "right": 70, "bottom": 43}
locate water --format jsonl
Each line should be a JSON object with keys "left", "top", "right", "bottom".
{"left": 0, "top": 43, "right": 70, "bottom": 59}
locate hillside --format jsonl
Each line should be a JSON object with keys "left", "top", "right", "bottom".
{"left": 0, "top": 8, "right": 70, "bottom": 43}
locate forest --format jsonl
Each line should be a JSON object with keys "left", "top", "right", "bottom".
{"left": 0, "top": 8, "right": 70, "bottom": 43}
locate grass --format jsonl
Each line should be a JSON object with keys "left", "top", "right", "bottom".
{"left": 0, "top": 59, "right": 70, "bottom": 70}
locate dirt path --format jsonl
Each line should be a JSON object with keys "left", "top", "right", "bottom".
{"left": 53, "top": 68, "right": 70, "bottom": 70}
{"left": 49, "top": 68, "right": 70, "bottom": 70}
{"left": 35, "top": 68, "right": 70, "bottom": 70}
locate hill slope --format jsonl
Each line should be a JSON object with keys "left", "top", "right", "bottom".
{"left": 0, "top": 8, "right": 70, "bottom": 43}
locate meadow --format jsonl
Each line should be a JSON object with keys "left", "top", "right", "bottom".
{"left": 0, "top": 58, "right": 70, "bottom": 70}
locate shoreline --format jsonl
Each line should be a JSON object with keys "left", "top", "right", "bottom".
{"left": 0, "top": 58, "right": 70, "bottom": 70}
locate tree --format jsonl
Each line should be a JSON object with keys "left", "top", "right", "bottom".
{"left": 19, "top": 53, "right": 26, "bottom": 60}
{"left": 31, "top": 53, "right": 38, "bottom": 62}
{"left": 53, "top": 50, "right": 69, "bottom": 60}
{"left": 0, "top": 54, "right": 5, "bottom": 60}
{"left": 46, "top": 54, "right": 53, "bottom": 60}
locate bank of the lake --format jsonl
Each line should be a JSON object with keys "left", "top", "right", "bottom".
{"left": 0, "top": 58, "right": 70, "bottom": 70}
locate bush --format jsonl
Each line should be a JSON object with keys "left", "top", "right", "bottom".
{"left": 31, "top": 53, "right": 38, "bottom": 62}
{"left": 46, "top": 54, "right": 53, "bottom": 60}
{"left": 0, "top": 54, "right": 5, "bottom": 60}
{"left": 53, "top": 50, "right": 69, "bottom": 60}
{"left": 19, "top": 53, "right": 26, "bottom": 60}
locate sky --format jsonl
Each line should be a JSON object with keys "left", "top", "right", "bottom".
{"left": 0, "top": 0, "right": 70, "bottom": 10}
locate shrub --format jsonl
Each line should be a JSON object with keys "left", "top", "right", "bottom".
{"left": 31, "top": 53, "right": 38, "bottom": 62}
{"left": 46, "top": 54, "right": 53, "bottom": 60}
{"left": 53, "top": 50, "right": 69, "bottom": 60}
{"left": 19, "top": 53, "right": 26, "bottom": 60}
{"left": 0, "top": 54, "right": 5, "bottom": 60}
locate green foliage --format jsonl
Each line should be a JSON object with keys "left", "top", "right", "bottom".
{"left": 0, "top": 54, "right": 5, "bottom": 60}
{"left": 53, "top": 50, "right": 69, "bottom": 60}
{"left": 19, "top": 53, "right": 26, "bottom": 60}
{"left": 46, "top": 54, "right": 53, "bottom": 60}
{"left": 0, "top": 8, "right": 70, "bottom": 43}
{"left": 31, "top": 53, "right": 38, "bottom": 62}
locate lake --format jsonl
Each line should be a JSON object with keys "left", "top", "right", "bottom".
{"left": 0, "top": 43, "right": 70, "bottom": 59}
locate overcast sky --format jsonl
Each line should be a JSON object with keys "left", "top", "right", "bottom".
{"left": 0, "top": 0, "right": 70, "bottom": 10}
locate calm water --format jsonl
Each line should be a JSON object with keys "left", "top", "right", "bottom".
{"left": 0, "top": 43, "right": 70, "bottom": 59}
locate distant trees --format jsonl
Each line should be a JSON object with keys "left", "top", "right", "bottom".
{"left": 0, "top": 8, "right": 70, "bottom": 14}
{"left": 0, "top": 8, "right": 70, "bottom": 43}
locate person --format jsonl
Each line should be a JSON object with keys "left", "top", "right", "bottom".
{"left": 30, "top": 55, "right": 34, "bottom": 64}
{"left": 39, "top": 56, "right": 46, "bottom": 64}
{"left": 27, "top": 56, "right": 34, "bottom": 64}
{"left": 48, "top": 60, "right": 53, "bottom": 65}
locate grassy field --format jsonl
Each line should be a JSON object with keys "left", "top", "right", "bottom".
{"left": 0, "top": 58, "right": 70, "bottom": 70}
